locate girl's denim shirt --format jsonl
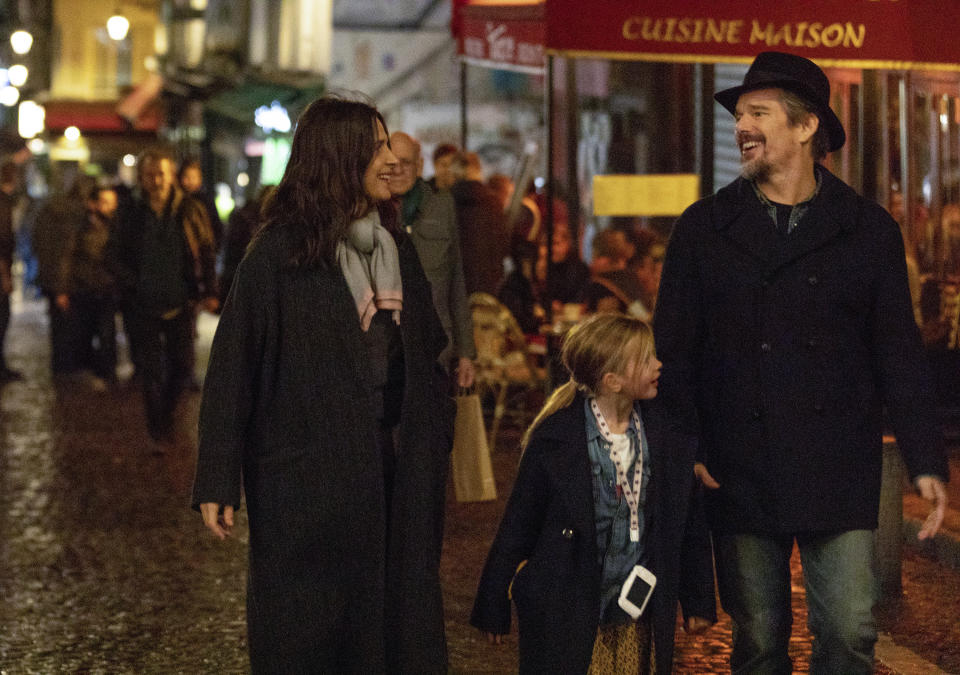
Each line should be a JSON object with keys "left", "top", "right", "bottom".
{"left": 584, "top": 399, "right": 652, "bottom": 623}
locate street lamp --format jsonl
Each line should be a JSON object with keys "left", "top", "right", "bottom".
{"left": 7, "top": 64, "right": 28, "bottom": 87}
{"left": 10, "top": 30, "right": 33, "bottom": 55}
{"left": 107, "top": 11, "right": 130, "bottom": 41}
{"left": 0, "top": 86, "right": 20, "bottom": 107}
{"left": 18, "top": 100, "right": 44, "bottom": 139}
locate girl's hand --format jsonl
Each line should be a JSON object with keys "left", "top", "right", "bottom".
{"left": 684, "top": 615, "right": 714, "bottom": 634}
{"left": 484, "top": 631, "right": 505, "bottom": 645}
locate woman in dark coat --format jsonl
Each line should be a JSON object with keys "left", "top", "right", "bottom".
{"left": 192, "top": 97, "right": 454, "bottom": 674}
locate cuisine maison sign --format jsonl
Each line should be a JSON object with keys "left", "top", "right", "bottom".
{"left": 458, "top": 0, "right": 960, "bottom": 71}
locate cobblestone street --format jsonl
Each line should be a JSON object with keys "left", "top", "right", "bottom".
{"left": 1, "top": 296, "right": 959, "bottom": 673}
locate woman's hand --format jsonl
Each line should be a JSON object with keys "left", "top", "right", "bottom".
{"left": 483, "top": 631, "right": 505, "bottom": 645}
{"left": 200, "top": 502, "right": 234, "bottom": 539}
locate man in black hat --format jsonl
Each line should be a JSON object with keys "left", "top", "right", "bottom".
{"left": 655, "top": 51, "right": 949, "bottom": 673}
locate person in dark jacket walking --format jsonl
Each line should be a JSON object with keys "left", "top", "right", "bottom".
{"left": 388, "top": 131, "right": 475, "bottom": 386}
{"left": 450, "top": 152, "right": 511, "bottom": 296}
{"left": 655, "top": 51, "right": 950, "bottom": 674}
{"left": 113, "top": 147, "right": 218, "bottom": 444}
{"left": 193, "top": 96, "right": 454, "bottom": 674}
{"left": 218, "top": 185, "right": 272, "bottom": 306}
{"left": 472, "top": 313, "right": 715, "bottom": 674}
{"left": 0, "top": 159, "right": 21, "bottom": 382}
{"left": 178, "top": 158, "right": 224, "bottom": 251}
{"left": 55, "top": 185, "right": 120, "bottom": 389}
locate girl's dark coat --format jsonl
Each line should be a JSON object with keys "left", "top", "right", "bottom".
{"left": 470, "top": 393, "right": 716, "bottom": 674}
{"left": 192, "top": 225, "right": 453, "bottom": 674}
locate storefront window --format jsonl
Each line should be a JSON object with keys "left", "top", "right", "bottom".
{"left": 887, "top": 71, "right": 960, "bottom": 355}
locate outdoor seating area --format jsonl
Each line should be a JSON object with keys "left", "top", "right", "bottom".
{"left": 469, "top": 292, "right": 547, "bottom": 448}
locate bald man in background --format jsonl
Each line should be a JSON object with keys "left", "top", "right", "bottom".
{"left": 388, "top": 132, "right": 475, "bottom": 388}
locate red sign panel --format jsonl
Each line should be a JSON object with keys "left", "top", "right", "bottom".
{"left": 458, "top": 4, "right": 546, "bottom": 73}
{"left": 544, "top": 0, "right": 959, "bottom": 69}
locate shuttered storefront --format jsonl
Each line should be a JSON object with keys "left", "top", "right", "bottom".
{"left": 713, "top": 63, "right": 749, "bottom": 190}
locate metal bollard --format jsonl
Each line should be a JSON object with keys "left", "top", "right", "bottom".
{"left": 876, "top": 437, "right": 905, "bottom": 605}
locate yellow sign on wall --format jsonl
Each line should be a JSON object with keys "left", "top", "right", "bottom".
{"left": 593, "top": 174, "right": 700, "bottom": 217}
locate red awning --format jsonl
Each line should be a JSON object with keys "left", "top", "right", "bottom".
{"left": 457, "top": 2, "right": 546, "bottom": 74}
{"left": 545, "top": 0, "right": 960, "bottom": 70}
{"left": 45, "top": 95, "right": 161, "bottom": 134}
{"left": 116, "top": 72, "right": 164, "bottom": 126}
{"left": 457, "top": 0, "right": 960, "bottom": 71}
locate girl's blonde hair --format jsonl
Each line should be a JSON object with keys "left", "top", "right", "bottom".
{"left": 521, "top": 313, "right": 655, "bottom": 450}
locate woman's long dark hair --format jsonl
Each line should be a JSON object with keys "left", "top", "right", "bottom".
{"left": 259, "top": 96, "right": 387, "bottom": 268}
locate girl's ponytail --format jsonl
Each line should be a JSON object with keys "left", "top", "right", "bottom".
{"left": 520, "top": 379, "right": 577, "bottom": 452}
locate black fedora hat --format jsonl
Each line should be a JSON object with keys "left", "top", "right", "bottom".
{"left": 715, "top": 51, "right": 845, "bottom": 152}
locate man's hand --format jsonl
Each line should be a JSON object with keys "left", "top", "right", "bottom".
{"left": 457, "top": 357, "right": 475, "bottom": 389}
{"left": 914, "top": 475, "right": 948, "bottom": 540}
{"left": 684, "top": 615, "right": 714, "bottom": 634}
{"left": 694, "top": 462, "right": 720, "bottom": 489}
{"left": 200, "top": 502, "right": 234, "bottom": 540}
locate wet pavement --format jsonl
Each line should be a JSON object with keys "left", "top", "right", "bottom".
{"left": 1, "top": 292, "right": 959, "bottom": 674}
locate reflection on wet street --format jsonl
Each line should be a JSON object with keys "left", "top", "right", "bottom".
{"left": 0, "top": 301, "right": 250, "bottom": 673}
{"left": 1, "top": 297, "right": 957, "bottom": 674}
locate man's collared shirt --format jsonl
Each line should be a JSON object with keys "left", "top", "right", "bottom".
{"left": 750, "top": 166, "right": 823, "bottom": 235}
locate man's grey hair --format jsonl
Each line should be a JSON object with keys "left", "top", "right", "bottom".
{"left": 778, "top": 89, "right": 832, "bottom": 162}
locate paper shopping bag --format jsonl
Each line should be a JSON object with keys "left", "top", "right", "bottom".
{"left": 451, "top": 393, "right": 498, "bottom": 502}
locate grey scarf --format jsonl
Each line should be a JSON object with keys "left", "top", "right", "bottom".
{"left": 336, "top": 210, "right": 403, "bottom": 331}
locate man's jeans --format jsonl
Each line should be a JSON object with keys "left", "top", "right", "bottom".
{"left": 127, "top": 308, "right": 193, "bottom": 440}
{"left": 715, "top": 530, "right": 877, "bottom": 674}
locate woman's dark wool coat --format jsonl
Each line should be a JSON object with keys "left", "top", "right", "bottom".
{"left": 470, "top": 394, "right": 717, "bottom": 674}
{"left": 654, "top": 167, "right": 948, "bottom": 536}
{"left": 192, "top": 225, "right": 453, "bottom": 674}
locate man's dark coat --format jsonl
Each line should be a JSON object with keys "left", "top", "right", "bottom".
{"left": 192, "top": 224, "right": 453, "bottom": 673}
{"left": 113, "top": 187, "right": 218, "bottom": 309}
{"left": 654, "top": 167, "right": 948, "bottom": 535}
{"left": 470, "top": 393, "right": 716, "bottom": 674}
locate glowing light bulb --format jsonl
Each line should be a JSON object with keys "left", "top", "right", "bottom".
{"left": 10, "top": 30, "right": 33, "bottom": 55}
{"left": 8, "top": 65, "right": 28, "bottom": 87}
{"left": 0, "top": 86, "right": 20, "bottom": 107}
{"left": 107, "top": 14, "right": 130, "bottom": 41}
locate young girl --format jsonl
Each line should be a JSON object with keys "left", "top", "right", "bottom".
{"left": 471, "top": 313, "right": 716, "bottom": 674}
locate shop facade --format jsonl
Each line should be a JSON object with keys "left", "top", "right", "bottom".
{"left": 159, "top": 0, "right": 328, "bottom": 210}
{"left": 455, "top": 0, "right": 960, "bottom": 406}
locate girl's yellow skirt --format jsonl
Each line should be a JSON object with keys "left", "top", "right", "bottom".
{"left": 588, "top": 619, "right": 654, "bottom": 675}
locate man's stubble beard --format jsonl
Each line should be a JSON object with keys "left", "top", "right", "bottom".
{"left": 741, "top": 156, "right": 771, "bottom": 183}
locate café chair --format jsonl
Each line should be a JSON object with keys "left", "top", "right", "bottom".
{"left": 469, "top": 292, "right": 547, "bottom": 448}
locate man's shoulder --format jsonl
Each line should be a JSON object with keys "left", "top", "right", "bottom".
{"left": 420, "top": 184, "right": 456, "bottom": 212}
{"left": 175, "top": 191, "right": 208, "bottom": 219}
{"left": 414, "top": 187, "right": 457, "bottom": 229}
{"left": 673, "top": 177, "right": 748, "bottom": 232}
{"left": 815, "top": 168, "right": 899, "bottom": 234}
